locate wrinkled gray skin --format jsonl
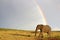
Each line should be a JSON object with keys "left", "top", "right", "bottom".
{"left": 35, "top": 24, "right": 51, "bottom": 37}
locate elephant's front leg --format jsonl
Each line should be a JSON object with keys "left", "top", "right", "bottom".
{"left": 39, "top": 31, "right": 43, "bottom": 38}
{"left": 40, "top": 32, "right": 43, "bottom": 38}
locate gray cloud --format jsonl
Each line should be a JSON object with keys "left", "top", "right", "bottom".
{"left": 0, "top": 0, "right": 60, "bottom": 30}
{"left": 0, "top": 0, "right": 44, "bottom": 30}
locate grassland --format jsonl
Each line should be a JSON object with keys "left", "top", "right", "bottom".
{"left": 0, "top": 28, "right": 60, "bottom": 40}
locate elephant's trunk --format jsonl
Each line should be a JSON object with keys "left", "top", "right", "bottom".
{"left": 35, "top": 27, "right": 38, "bottom": 36}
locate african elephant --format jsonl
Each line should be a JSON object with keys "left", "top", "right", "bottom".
{"left": 35, "top": 24, "right": 51, "bottom": 37}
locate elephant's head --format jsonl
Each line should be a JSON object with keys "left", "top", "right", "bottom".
{"left": 35, "top": 24, "right": 43, "bottom": 36}
{"left": 36, "top": 24, "right": 44, "bottom": 30}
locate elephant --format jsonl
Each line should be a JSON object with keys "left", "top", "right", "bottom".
{"left": 35, "top": 24, "right": 51, "bottom": 37}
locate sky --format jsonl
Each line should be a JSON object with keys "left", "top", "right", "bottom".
{"left": 0, "top": 0, "right": 60, "bottom": 31}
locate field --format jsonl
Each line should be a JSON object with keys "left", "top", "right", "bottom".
{"left": 0, "top": 28, "right": 60, "bottom": 40}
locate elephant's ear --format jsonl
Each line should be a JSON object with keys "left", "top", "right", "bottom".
{"left": 40, "top": 24, "right": 43, "bottom": 29}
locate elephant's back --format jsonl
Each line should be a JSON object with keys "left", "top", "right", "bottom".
{"left": 42, "top": 25, "right": 51, "bottom": 32}
{"left": 44, "top": 25, "right": 51, "bottom": 29}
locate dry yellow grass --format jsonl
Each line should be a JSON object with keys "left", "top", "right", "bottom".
{"left": 0, "top": 29, "right": 60, "bottom": 40}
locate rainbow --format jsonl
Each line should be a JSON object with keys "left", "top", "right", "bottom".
{"left": 34, "top": 0, "right": 47, "bottom": 25}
